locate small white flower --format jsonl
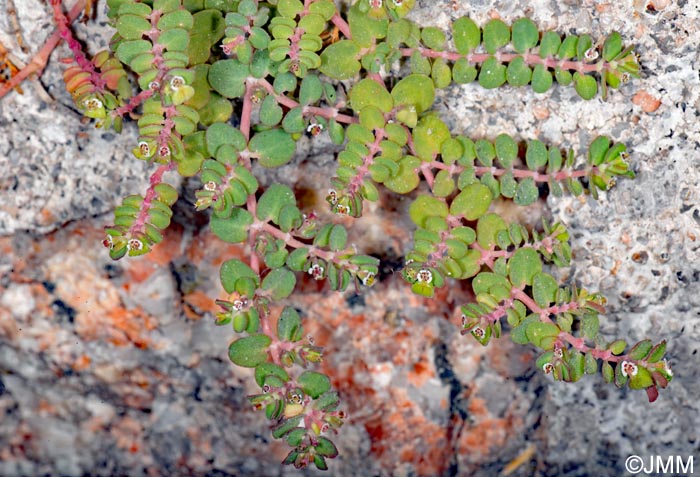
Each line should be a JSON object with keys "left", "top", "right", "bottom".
{"left": 127, "top": 238, "right": 143, "bottom": 251}
{"left": 306, "top": 123, "right": 324, "bottom": 135}
{"left": 308, "top": 263, "right": 325, "bottom": 280}
{"left": 416, "top": 268, "right": 433, "bottom": 283}
{"left": 138, "top": 141, "right": 151, "bottom": 157}
{"left": 620, "top": 360, "right": 638, "bottom": 377}
{"left": 84, "top": 97, "right": 103, "bottom": 111}
{"left": 204, "top": 181, "right": 218, "bottom": 192}
{"left": 584, "top": 47, "right": 599, "bottom": 61}
{"left": 232, "top": 298, "right": 247, "bottom": 311}
{"left": 542, "top": 362, "right": 554, "bottom": 374}
{"left": 553, "top": 347, "right": 563, "bottom": 359}
{"left": 158, "top": 145, "right": 171, "bottom": 158}
{"left": 170, "top": 75, "right": 185, "bottom": 90}
{"left": 471, "top": 326, "right": 485, "bottom": 339}
{"left": 369, "top": 0, "right": 382, "bottom": 7}
{"left": 148, "top": 80, "right": 160, "bottom": 91}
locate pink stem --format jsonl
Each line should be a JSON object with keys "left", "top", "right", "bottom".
{"left": 0, "top": 0, "right": 87, "bottom": 99}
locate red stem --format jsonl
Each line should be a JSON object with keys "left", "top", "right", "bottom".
{"left": 0, "top": 0, "right": 87, "bottom": 99}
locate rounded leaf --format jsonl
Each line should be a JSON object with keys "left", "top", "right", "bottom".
{"left": 391, "top": 74, "right": 435, "bottom": 113}
{"left": 320, "top": 41, "right": 361, "bottom": 80}
{"left": 350, "top": 79, "right": 393, "bottom": 113}
{"left": 210, "top": 208, "right": 253, "bottom": 244}
{"left": 450, "top": 183, "right": 492, "bottom": 220}
{"left": 261, "top": 267, "right": 297, "bottom": 300}
{"left": 229, "top": 334, "right": 272, "bottom": 368}
{"left": 298, "top": 370, "right": 331, "bottom": 399}
{"left": 277, "top": 306, "right": 303, "bottom": 342}
{"left": 220, "top": 258, "right": 259, "bottom": 293}
{"left": 508, "top": 248, "right": 543, "bottom": 287}
{"left": 249, "top": 129, "right": 296, "bottom": 168}
{"left": 452, "top": 17, "right": 480, "bottom": 54}
{"left": 208, "top": 59, "right": 248, "bottom": 98}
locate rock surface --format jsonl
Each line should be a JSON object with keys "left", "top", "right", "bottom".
{"left": 1, "top": 0, "right": 698, "bottom": 476}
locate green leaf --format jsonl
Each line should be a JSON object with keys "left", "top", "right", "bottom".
{"left": 574, "top": 72, "right": 598, "bottom": 100}
{"left": 585, "top": 353, "right": 598, "bottom": 374}
{"left": 206, "top": 122, "right": 245, "bottom": 155}
{"left": 228, "top": 334, "right": 272, "bottom": 368}
{"left": 494, "top": 134, "right": 518, "bottom": 168}
{"left": 511, "top": 314, "right": 538, "bottom": 344}
{"left": 608, "top": 339, "right": 627, "bottom": 355}
{"left": 432, "top": 170, "right": 455, "bottom": 197}
{"left": 452, "top": 58, "right": 478, "bottom": 84}
{"left": 508, "top": 248, "right": 542, "bottom": 287}
{"left": 482, "top": 19, "right": 510, "bottom": 54}
{"left": 452, "top": 17, "right": 480, "bottom": 54}
{"left": 277, "top": 306, "right": 304, "bottom": 342}
{"left": 220, "top": 258, "right": 259, "bottom": 293}
{"left": 602, "top": 32, "right": 622, "bottom": 62}
{"left": 157, "top": 9, "right": 194, "bottom": 30}
{"left": 187, "top": 9, "right": 225, "bottom": 65}
{"left": 391, "top": 74, "right": 435, "bottom": 113}
{"left": 115, "top": 40, "right": 152, "bottom": 65}
{"left": 474, "top": 139, "right": 495, "bottom": 166}
{"left": 539, "top": 31, "right": 561, "bottom": 58}
{"left": 629, "top": 367, "right": 653, "bottom": 390}
{"left": 476, "top": 213, "right": 507, "bottom": 248}
{"left": 117, "top": 14, "right": 151, "bottom": 40}
{"left": 532, "top": 272, "right": 558, "bottom": 308}
{"left": 315, "top": 437, "right": 339, "bottom": 458}
{"left": 261, "top": 267, "right": 296, "bottom": 300}
{"left": 478, "top": 57, "right": 506, "bottom": 89}
{"left": 298, "top": 370, "right": 330, "bottom": 399}
{"left": 320, "top": 41, "right": 361, "bottom": 80}
{"left": 384, "top": 156, "right": 420, "bottom": 193}
{"left": 450, "top": 183, "right": 492, "bottom": 220}
{"left": 278, "top": 0, "right": 303, "bottom": 18}
{"left": 421, "top": 26, "right": 446, "bottom": 50}
{"left": 628, "top": 339, "right": 653, "bottom": 360}
{"left": 506, "top": 56, "right": 532, "bottom": 87}
{"left": 588, "top": 136, "right": 610, "bottom": 166}
{"left": 581, "top": 313, "right": 600, "bottom": 339}
{"left": 472, "top": 272, "right": 511, "bottom": 296}
{"left": 350, "top": 79, "right": 393, "bottom": 113}
{"left": 257, "top": 184, "right": 296, "bottom": 222}
{"left": 568, "top": 351, "right": 585, "bottom": 382}
{"left": 210, "top": 208, "right": 253, "bottom": 243}
{"left": 328, "top": 224, "right": 348, "bottom": 251}
{"left": 602, "top": 361, "right": 614, "bottom": 383}
{"left": 412, "top": 115, "right": 450, "bottom": 160}
{"left": 511, "top": 18, "right": 539, "bottom": 53}
{"left": 299, "top": 74, "right": 323, "bottom": 105}
{"left": 514, "top": 177, "right": 538, "bottom": 206}
{"left": 525, "top": 140, "right": 548, "bottom": 170}
{"left": 255, "top": 362, "right": 290, "bottom": 387}
{"left": 208, "top": 59, "right": 248, "bottom": 98}
{"left": 431, "top": 59, "right": 452, "bottom": 89}
{"left": 647, "top": 341, "right": 667, "bottom": 363}
{"left": 531, "top": 64, "right": 553, "bottom": 93}
{"left": 249, "top": 129, "right": 296, "bottom": 168}
{"left": 410, "top": 195, "right": 448, "bottom": 227}
{"left": 525, "top": 321, "right": 560, "bottom": 349}
{"left": 259, "top": 94, "right": 284, "bottom": 126}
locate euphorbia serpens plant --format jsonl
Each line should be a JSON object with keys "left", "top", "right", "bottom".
{"left": 40, "top": 0, "right": 674, "bottom": 470}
